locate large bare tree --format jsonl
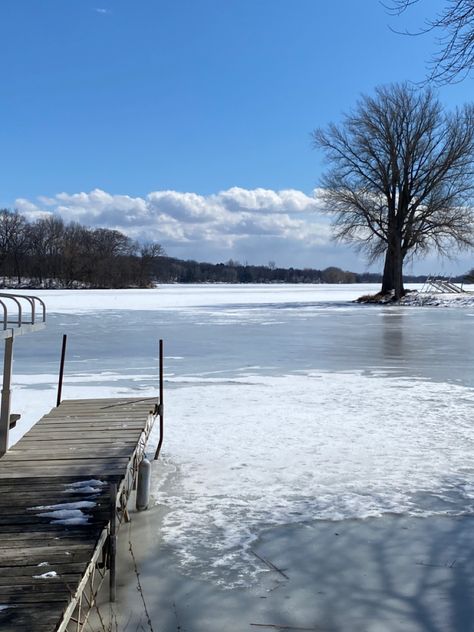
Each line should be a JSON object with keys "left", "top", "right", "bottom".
{"left": 313, "top": 83, "right": 474, "bottom": 299}
{"left": 388, "top": 0, "right": 474, "bottom": 84}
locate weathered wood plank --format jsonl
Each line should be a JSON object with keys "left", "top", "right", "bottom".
{"left": 0, "top": 562, "right": 86, "bottom": 577}
{"left": 0, "top": 457, "right": 130, "bottom": 466}
{"left": 15, "top": 429, "right": 141, "bottom": 438}
{"left": 0, "top": 464, "right": 128, "bottom": 474}
{"left": 0, "top": 606, "right": 66, "bottom": 632}
{"left": 0, "top": 474, "right": 121, "bottom": 487}
{"left": 4, "top": 450, "right": 133, "bottom": 460}
{"left": 8, "top": 440, "right": 138, "bottom": 449}
{"left": 32, "top": 422, "right": 146, "bottom": 429}
{"left": 0, "top": 469, "right": 127, "bottom": 479}
{"left": 0, "top": 575, "right": 82, "bottom": 592}
{"left": 6, "top": 445, "right": 134, "bottom": 453}
{"left": 1, "top": 537, "right": 100, "bottom": 550}
{"left": 0, "top": 510, "right": 109, "bottom": 524}
{"left": 0, "top": 396, "right": 154, "bottom": 632}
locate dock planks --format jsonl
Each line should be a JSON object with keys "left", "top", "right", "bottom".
{"left": 0, "top": 397, "right": 157, "bottom": 632}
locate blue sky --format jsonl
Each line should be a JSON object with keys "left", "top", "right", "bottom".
{"left": 1, "top": 0, "right": 473, "bottom": 274}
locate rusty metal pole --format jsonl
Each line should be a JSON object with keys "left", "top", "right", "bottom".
{"left": 0, "top": 334, "right": 14, "bottom": 457}
{"left": 56, "top": 334, "right": 67, "bottom": 407}
{"left": 154, "top": 339, "right": 164, "bottom": 460}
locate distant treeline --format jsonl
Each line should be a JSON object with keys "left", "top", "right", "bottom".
{"left": 0, "top": 208, "right": 462, "bottom": 288}
{"left": 0, "top": 209, "right": 164, "bottom": 288}
{"left": 145, "top": 257, "right": 430, "bottom": 284}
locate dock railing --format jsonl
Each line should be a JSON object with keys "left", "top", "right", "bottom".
{"left": 421, "top": 276, "right": 465, "bottom": 294}
{"left": 0, "top": 292, "right": 46, "bottom": 333}
{"left": 0, "top": 292, "right": 47, "bottom": 456}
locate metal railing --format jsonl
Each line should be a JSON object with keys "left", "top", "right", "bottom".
{"left": 0, "top": 293, "right": 47, "bottom": 456}
{"left": 57, "top": 409, "right": 158, "bottom": 632}
{"left": 0, "top": 292, "right": 46, "bottom": 331}
{"left": 421, "top": 275, "right": 465, "bottom": 294}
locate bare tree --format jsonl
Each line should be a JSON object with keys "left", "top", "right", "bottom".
{"left": 313, "top": 83, "right": 474, "bottom": 299}
{"left": 0, "top": 211, "right": 165, "bottom": 288}
{"left": 30, "top": 216, "right": 65, "bottom": 284}
{"left": 140, "top": 242, "right": 166, "bottom": 259}
{"left": 0, "top": 210, "right": 30, "bottom": 283}
{"left": 388, "top": 0, "right": 474, "bottom": 84}
{"left": 92, "top": 228, "right": 137, "bottom": 257}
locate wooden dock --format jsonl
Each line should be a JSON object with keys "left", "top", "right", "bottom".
{"left": 0, "top": 396, "right": 158, "bottom": 632}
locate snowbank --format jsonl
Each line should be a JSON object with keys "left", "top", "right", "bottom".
{"left": 402, "top": 291, "right": 474, "bottom": 307}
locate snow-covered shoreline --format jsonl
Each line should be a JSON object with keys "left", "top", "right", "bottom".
{"left": 7, "top": 283, "right": 381, "bottom": 313}
{"left": 7, "top": 283, "right": 474, "bottom": 313}
{"left": 401, "top": 290, "right": 474, "bottom": 307}
{"left": 5, "top": 283, "right": 423, "bottom": 313}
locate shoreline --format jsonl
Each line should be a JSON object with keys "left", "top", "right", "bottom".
{"left": 356, "top": 289, "right": 474, "bottom": 308}
{"left": 6, "top": 284, "right": 474, "bottom": 312}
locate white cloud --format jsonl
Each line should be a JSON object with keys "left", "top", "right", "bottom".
{"left": 215, "top": 187, "right": 321, "bottom": 214}
{"left": 14, "top": 187, "right": 354, "bottom": 268}
{"left": 94, "top": 8, "right": 110, "bottom": 15}
{"left": 14, "top": 198, "right": 51, "bottom": 221}
{"left": 15, "top": 198, "right": 40, "bottom": 214}
{"left": 147, "top": 191, "right": 223, "bottom": 224}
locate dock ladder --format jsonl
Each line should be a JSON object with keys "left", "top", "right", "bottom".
{"left": 421, "top": 276, "right": 465, "bottom": 294}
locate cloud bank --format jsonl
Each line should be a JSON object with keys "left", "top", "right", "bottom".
{"left": 13, "top": 186, "right": 472, "bottom": 273}
{"left": 16, "top": 187, "right": 350, "bottom": 268}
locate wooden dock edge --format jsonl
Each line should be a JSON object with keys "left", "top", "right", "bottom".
{"left": 56, "top": 410, "right": 157, "bottom": 632}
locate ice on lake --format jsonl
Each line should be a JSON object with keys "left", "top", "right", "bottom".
{"left": 7, "top": 284, "right": 474, "bottom": 586}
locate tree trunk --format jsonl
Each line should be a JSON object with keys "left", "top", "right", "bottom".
{"left": 381, "top": 237, "right": 405, "bottom": 299}
{"left": 393, "top": 242, "right": 404, "bottom": 299}
{"left": 381, "top": 248, "right": 394, "bottom": 295}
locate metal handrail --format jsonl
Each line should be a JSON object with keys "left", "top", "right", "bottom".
{"left": 35, "top": 296, "right": 47, "bottom": 322}
{"left": 19, "top": 295, "right": 35, "bottom": 323}
{"left": 0, "top": 293, "right": 47, "bottom": 328}
{"left": 0, "top": 294, "right": 22, "bottom": 326}
{"left": 0, "top": 301, "right": 7, "bottom": 331}
{"left": 0, "top": 293, "right": 47, "bottom": 457}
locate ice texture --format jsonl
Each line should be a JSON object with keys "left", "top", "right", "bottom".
{"left": 10, "top": 284, "right": 385, "bottom": 313}
{"left": 5, "top": 284, "right": 474, "bottom": 587}
{"left": 64, "top": 479, "right": 106, "bottom": 494}
{"left": 37, "top": 508, "right": 90, "bottom": 524}
{"left": 150, "top": 370, "right": 474, "bottom": 584}
{"left": 34, "top": 501, "right": 96, "bottom": 510}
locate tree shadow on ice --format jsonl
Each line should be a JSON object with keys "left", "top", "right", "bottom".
{"left": 100, "top": 509, "right": 474, "bottom": 632}
{"left": 254, "top": 514, "right": 474, "bottom": 632}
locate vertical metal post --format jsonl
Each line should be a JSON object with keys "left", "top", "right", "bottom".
{"left": 154, "top": 339, "right": 164, "bottom": 460}
{"left": 0, "top": 334, "right": 14, "bottom": 457}
{"left": 109, "top": 482, "right": 117, "bottom": 603}
{"left": 56, "top": 334, "right": 67, "bottom": 407}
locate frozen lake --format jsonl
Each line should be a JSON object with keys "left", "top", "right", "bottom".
{"left": 8, "top": 284, "right": 474, "bottom": 586}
